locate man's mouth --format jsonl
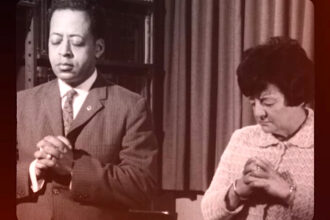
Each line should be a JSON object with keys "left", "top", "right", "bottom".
{"left": 58, "top": 64, "right": 73, "bottom": 71}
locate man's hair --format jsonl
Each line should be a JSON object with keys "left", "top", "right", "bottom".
{"left": 49, "top": 0, "right": 106, "bottom": 40}
{"left": 236, "top": 36, "right": 314, "bottom": 106}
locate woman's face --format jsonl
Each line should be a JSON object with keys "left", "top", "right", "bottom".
{"left": 249, "top": 83, "right": 303, "bottom": 137}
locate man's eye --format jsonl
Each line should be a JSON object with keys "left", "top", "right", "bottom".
{"left": 71, "top": 37, "right": 84, "bottom": 46}
{"left": 50, "top": 36, "right": 62, "bottom": 45}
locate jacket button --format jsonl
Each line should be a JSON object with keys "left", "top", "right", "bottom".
{"left": 78, "top": 194, "right": 88, "bottom": 199}
{"left": 52, "top": 188, "right": 60, "bottom": 195}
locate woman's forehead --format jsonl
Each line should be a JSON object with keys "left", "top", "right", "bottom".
{"left": 252, "top": 84, "right": 283, "bottom": 99}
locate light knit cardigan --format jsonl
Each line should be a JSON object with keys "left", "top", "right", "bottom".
{"left": 201, "top": 108, "right": 314, "bottom": 220}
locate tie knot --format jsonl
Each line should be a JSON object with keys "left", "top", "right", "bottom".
{"left": 65, "top": 89, "right": 77, "bottom": 100}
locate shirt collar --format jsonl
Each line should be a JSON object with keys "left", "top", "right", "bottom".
{"left": 58, "top": 69, "right": 97, "bottom": 98}
{"left": 257, "top": 108, "right": 314, "bottom": 149}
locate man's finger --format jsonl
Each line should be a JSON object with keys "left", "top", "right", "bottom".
{"left": 36, "top": 158, "right": 56, "bottom": 167}
{"left": 44, "top": 136, "right": 67, "bottom": 152}
{"left": 35, "top": 161, "right": 48, "bottom": 169}
{"left": 57, "top": 136, "right": 72, "bottom": 150}
{"left": 39, "top": 145, "right": 62, "bottom": 159}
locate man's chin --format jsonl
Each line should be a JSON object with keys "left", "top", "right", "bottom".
{"left": 56, "top": 71, "right": 75, "bottom": 78}
{"left": 56, "top": 72, "right": 77, "bottom": 81}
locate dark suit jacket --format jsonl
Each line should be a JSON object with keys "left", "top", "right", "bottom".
{"left": 16, "top": 75, "right": 158, "bottom": 220}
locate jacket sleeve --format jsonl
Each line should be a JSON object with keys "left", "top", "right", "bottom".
{"left": 16, "top": 99, "right": 35, "bottom": 200}
{"left": 201, "top": 130, "right": 245, "bottom": 220}
{"left": 16, "top": 160, "right": 32, "bottom": 199}
{"left": 70, "top": 97, "right": 158, "bottom": 208}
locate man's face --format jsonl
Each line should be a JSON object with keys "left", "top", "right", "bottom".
{"left": 48, "top": 9, "right": 104, "bottom": 87}
{"left": 249, "top": 83, "right": 303, "bottom": 137}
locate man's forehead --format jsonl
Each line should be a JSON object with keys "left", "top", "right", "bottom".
{"left": 50, "top": 9, "right": 91, "bottom": 28}
{"left": 50, "top": 9, "right": 90, "bottom": 34}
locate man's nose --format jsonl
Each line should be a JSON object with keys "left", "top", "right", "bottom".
{"left": 253, "top": 101, "right": 267, "bottom": 119}
{"left": 59, "top": 40, "right": 73, "bottom": 57}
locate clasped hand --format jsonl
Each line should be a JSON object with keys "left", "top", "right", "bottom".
{"left": 235, "top": 157, "right": 291, "bottom": 204}
{"left": 33, "top": 135, "right": 73, "bottom": 177}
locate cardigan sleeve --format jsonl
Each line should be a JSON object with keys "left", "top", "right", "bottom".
{"left": 201, "top": 129, "right": 246, "bottom": 220}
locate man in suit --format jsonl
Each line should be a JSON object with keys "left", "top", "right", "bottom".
{"left": 16, "top": 0, "right": 158, "bottom": 219}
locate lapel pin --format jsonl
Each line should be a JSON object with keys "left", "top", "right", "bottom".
{"left": 87, "top": 105, "right": 92, "bottom": 111}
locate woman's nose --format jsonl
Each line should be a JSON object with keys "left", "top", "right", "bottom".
{"left": 253, "top": 101, "right": 267, "bottom": 120}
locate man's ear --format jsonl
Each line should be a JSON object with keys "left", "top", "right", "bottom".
{"left": 95, "top": 39, "right": 105, "bottom": 58}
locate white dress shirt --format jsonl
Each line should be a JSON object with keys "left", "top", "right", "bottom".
{"left": 29, "top": 69, "right": 97, "bottom": 192}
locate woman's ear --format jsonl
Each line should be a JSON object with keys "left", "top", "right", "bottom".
{"left": 95, "top": 39, "right": 105, "bottom": 58}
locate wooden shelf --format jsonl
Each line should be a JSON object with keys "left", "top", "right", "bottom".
{"left": 36, "top": 57, "right": 154, "bottom": 76}
{"left": 104, "top": 0, "right": 154, "bottom": 15}
{"left": 17, "top": 0, "right": 36, "bottom": 7}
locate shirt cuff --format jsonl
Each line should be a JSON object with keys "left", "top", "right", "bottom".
{"left": 29, "top": 160, "right": 45, "bottom": 192}
{"left": 69, "top": 169, "right": 73, "bottom": 190}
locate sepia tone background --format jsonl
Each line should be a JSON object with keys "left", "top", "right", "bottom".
{"left": 16, "top": 0, "right": 314, "bottom": 219}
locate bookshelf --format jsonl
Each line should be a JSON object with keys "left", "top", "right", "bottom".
{"left": 16, "top": 0, "right": 164, "bottom": 112}
{"left": 16, "top": 0, "right": 171, "bottom": 217}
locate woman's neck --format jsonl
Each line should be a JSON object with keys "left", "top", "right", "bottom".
{"left": 274, "top": 108, "right": 308, "bottom": 141}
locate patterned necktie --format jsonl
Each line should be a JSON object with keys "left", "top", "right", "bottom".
{"left": 63, "top": 89, "right": 77, "bottom": 135}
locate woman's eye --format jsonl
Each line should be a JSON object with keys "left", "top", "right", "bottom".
{"left": 249, "top": 99, "right": 255, "bottom": 106}
{"left": 263, "top": 102, "right": 275, "bottom": 107}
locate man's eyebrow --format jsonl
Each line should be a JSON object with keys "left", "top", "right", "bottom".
{"left": 68, "top": 34, "right": 84, "bottom": 38}
{"left": 49, "top": 32, "right": 62, "bottom": 36}
{"left": 49, "top": 33, "right": 84, "bottom": 38}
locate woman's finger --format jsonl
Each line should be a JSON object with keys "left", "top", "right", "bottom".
{"left": 249, "top": 167, "right": 269, "bottom": 179}
{"left": 253, "top": 157, "right": 273, "bottom": 171}
{"left": 245, "top": 158, "right": 256, "bottom": 167}
{"left": 248, "top": 178, "right": 268, "bottom": 189}
{"left": 243, "top": 158, "right": 258, "bottom": 174}
{"left": 243, "top": 172, "right": 261, "bottom": 184}
{"left": 243, "top": 158, "right": 265, "bottom": 175}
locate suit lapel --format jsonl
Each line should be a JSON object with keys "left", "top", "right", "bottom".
{"left": 68, "top": 75, "right": 108, "bottom": 134}
{"left": 42, "top": 80, "right": 64, "bottom": 136}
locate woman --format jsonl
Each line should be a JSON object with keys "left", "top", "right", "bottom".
{"left": 201, "top": 37, "right": 314, "bottom": 220}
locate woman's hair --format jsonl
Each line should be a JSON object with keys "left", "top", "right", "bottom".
{"left": 49, "top": 0, "right": 106, "bottom": 40}
{"left": 236, "top": 36, "right": 314, "bottom": 106}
